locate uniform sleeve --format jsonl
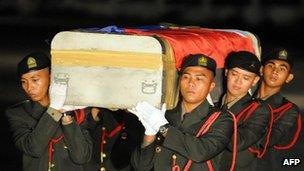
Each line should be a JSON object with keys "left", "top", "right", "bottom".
{"left": 229, "top": 104, "right": 270, "bottom": 151}
{"left": 6, "top": 107, "right": 61, "bottom": 157}
{"left": 267, "top": 105, "right": 299, "bottom": 147}
{"left": 47, "top": 107, "right": 64, "bottom": 122}
{"left": 62, "top": 118, "right": 93, "bottom": 164}
{"left": 131, "top": 140, "right": 156, "bottom": 171}
{"left": 162, "top": 112, "right": 233, "bottom": 163}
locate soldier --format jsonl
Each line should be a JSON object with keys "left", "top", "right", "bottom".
{"left": 130, "top": 54, "right": 234, "bottom": 171}
{"left": 219, "top": 51, "right": 270, "bottom": 171}
{"left": 5, "top": 52, "right": 92, "bottom": 171}
{"left": 83, "top": 107, "right": 144, "bottom": 171}
{"left": 254, "top": 48, "right": 302, "bottom": 170}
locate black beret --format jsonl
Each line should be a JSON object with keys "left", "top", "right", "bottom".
{"left": 180, "top": 54, "right": 217, "bottom": 76}
{"left": 17, "top": 52, "right": 50, "bottom": 77}
{"left": 225, "top": 51, "right": 261, "bottom": 76}
{"left": 262, "top": 48, "right": 293, "bottom": 69}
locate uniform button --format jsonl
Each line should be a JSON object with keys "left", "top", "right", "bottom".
{"left": 52, "top": 149, "right": 54, "bottom": 152}
{"left": 102, "top": 153, "right": 106, "bottom": 158}
{"left": 103, "top": 140, "right": 106, "bottom": 144}
{"left": 172, "top": 154, "right": 177, "bottom": 160}
{"left": 155, "top": 146, "right": 161, "bottom": 153}
{"left": 157, "top": 137, "right": 161, "bottom": 141}
{"left": 51, "top": 163, "right": 55, "bottom": 167}
{"left": 64, "top": 145, "right": 68, "bottom": 149}
{"left": 102, "top": 127, "right": 106, "bottom": 130}
{"left": 100, "top": 167, "right": 106, "bottom": 171}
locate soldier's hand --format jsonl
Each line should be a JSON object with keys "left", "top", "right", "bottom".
{"left": 135, "top": 101, "right": 168, "bottom": 132}
{"left": 61, "top": 113, "right": 73, "bottom": 125}
{"left": 49, "top": 77, "right": 68, "bottom": 110}
{"left": 128, "top": 107, "right": 157, "bottom": 135}
{"left": 91, "top": 107, "right": 101, "bottom": 121}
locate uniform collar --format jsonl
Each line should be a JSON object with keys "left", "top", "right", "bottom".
{"left": 222, "top": 93, "right": 253, "bottom": 114}
{"left": 254, "top": 91, "right": 274, "bottom": 101}
{"left": 262, "top": 92, "right": 285, "bottom": 108}
{"left": 221, "top": 93, "right": 248, "bottom": 110}
{"left": 181, "top": 100, "right": 211, "bottom": 127}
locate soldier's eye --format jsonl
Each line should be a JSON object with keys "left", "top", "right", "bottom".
{"left": 231, "top": 71, "right": 237, "bottom": 76}
{"left": 182, "top": 74, "right": 190, "bottom": 79}
{"left": 280, "top": 67, "right": 286, "bottom": 72}
{"left": 243, "top": 76, "right": 250, "bottom": 81}
{"left": 196, "top": 76, "right": 204, "bottom": 81}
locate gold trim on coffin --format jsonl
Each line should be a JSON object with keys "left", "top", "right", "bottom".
{"left": 159, "top": 38, "right": 179, "bottom": 110}
{"left": 51, "top": 50, "right": 162, "bottom": 70}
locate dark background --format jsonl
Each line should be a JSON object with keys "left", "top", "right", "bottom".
{"left": 0, "top": 0, "right": 303, "bottom": 170}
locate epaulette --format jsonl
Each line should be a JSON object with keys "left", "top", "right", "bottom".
{"left": 9, "top": 100, "right": 30, "bottom": 108}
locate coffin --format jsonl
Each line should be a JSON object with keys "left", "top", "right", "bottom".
{"left": 50, "top": 26, "right": 261, "bottom": 109}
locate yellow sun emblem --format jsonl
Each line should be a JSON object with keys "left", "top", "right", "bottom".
{"left": 27, "top": 57, "right": 37, "bottom": 69}
{"left": 278, "top": 50, "right": 288, "bottom": 60}
{"left": 198, "top": 56, "right": 208, "bottom": 66}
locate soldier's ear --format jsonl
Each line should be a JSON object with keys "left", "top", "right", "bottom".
{"left": 286, "top": 73, "right": 294, "bottom": 83}
{"left": 208, "top": 81, "right": 216, "bottom": 93}
{"left": 260, "top": 66, "right": 263, "bottom": 76}
{"left": 252, "top": 75, "right": 260, "bottom": 87}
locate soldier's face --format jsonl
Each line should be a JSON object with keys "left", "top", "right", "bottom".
{"left": 226, "top": 67, "right": 259, "bottom": 98}
{"left": 21, "top": 68, "right": 50, "bottom": 105}
{"left": 180, "top": 66, "right": 215, "bottom": 106}
{"left": 262, "top": 60, "right": 294, "bottom": 88}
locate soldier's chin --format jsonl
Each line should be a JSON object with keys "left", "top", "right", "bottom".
{"left": 183, "top": 97, "right": 201, "bottom": 104}
{"left": 30, "top": 95, "right": 40, "bottom": 101}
